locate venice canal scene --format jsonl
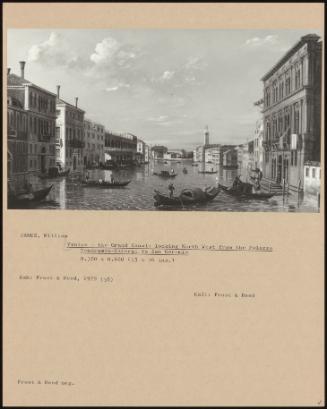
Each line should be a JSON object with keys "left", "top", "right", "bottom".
{"left": 7, "top": 30, "right": 321, "bottom": 211}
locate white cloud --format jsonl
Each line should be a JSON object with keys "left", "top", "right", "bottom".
{"left": 27, "top": 32, "right": 59, "bottom": 62}
{"left": 105, "top": 82, "right": 130, "bottom": 92}
{"left": 90, "top": 37, "right": 137, "bottom": 69}
{"left": 161, "top": 70, "right": 175, "bottom": 81}
{"left": 245, "top": 35, "right": 279, "bottom": 47}
{"left": 90, "top": 37, "right": 120, "bottom": 64}
{"left": 27, "top": 32, "right": 86, "bottom": 70}
{"left": 185, "top": 56, "right": 207, "bottom": 71}
{"left": 146, "top": 115, "right": 168, "bottom": 122}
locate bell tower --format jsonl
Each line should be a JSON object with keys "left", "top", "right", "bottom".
{"left": 204, "top": 125, "right": 209, "bottom": 146}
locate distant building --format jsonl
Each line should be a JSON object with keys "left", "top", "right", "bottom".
{"left": 144, "top": 145, "right": 150, "bottom": 164}
{"left": 104, "top": 131, "right": 137, "bottom": 164}
{"left": 223, "top": 148, "right": 238, "bottom": 169}
{"left": 151, "top": 145, "right": 168, "bottom": 159}
{"left": 55, "top": 86, "right": 85, "bottom": 172}
{"left": 136, "top": 138, "right": 150, "bottom": 164}
{"left": 193, "top": 145, "right": 205, "bottom": 162}
{"left": 304, "top": 161, "right": 320, "bottom": 195}
{"left": 261, "top": 34, "right": 322, "bottom": 192}
{"left": 204, "top": 125, "right": 210, "bottom": 145}
{"left": 163, "top": 150, "right": 183, "bottom": 160}
{"left": 7, "top": 61, "right": 57, "bottom": 184}
{"left": 83, "top": 119, "right": 105, "bottom": 167}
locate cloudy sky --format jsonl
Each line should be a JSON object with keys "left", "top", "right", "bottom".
{"left": 7, "top": 29, "right": 318, "bottom": 149}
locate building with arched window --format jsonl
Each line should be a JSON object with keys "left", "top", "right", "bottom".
{"left": 83, "top": 119, "right": 105, "bottom": 167}
{"left": 261, "top": 34, "right": 322, "bottom": 192}
{"left": 7, "top": 96, "right": 29, "bottom": 186}
{"left": 7, "top": 61, "right": 57, "bottom": 184}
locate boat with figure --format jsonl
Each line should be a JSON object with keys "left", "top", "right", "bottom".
{"left": 8, "top": 185, "right": 53, "bottom": 207}
{"left": 198, "top": 170, "right": 218, "bottom": 174}
{"left": 39, "top": 167, "right": 70, "bottom": 179}
{"left": 81, "top": 179, "right": 131, "bottom": 188}
{"left": 218, "top": 183, "right": 274, "bottom": 199}
{"left": 182, "top": 167, "right": 188, "bottom": 174}
{"left": 154, "top": 186, "right": 219, "bottom": 208}
{"left": 153, "top": 170, "right": 177, "bottom": 178}
{"left": 192, "top": 163, "right": 199, "bottom": 167}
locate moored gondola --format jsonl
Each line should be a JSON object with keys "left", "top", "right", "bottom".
{"left": 154, "top": 186, "right": 219, "bottom": 208}
{"left": 81, "top": 180, "right": 131, "bottom": 188}
{"left": 198, "top": 170, "right": 218, "bottom": 174}
{"left": 219, "top": 183, "right": 274, "bottom": 199}
{"left": 8, "top": 185, "right": 53, "bottom": 208}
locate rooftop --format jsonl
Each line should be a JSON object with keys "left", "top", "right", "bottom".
{"left": 261, "top": 34, "right": 321, "bottom": 81}
{"left": 7, "top": 73, "right": 57, "bottom": 97}
{"left": 56, "top": 97, "right": 85, "bottom": 113}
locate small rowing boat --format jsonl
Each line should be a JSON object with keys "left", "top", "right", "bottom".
{"left": 154, "top": 186, "right": 219, "bottom": 208}
{"left": 218, "top": 183, "right": 274, "bottom": 199}
{"left": 8, "top": 185, "right": 53, "bottom": 208}
{"left": 81, "top": 180, "right": 131, "bottom": 188}
{"left": 153, "top": 170, "right": 177, "bottom": 178}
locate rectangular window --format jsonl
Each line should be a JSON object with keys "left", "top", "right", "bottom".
{"left": 312, "top": 168, "right": 316, "bottom": 178}
{"left": 305, "top": 167, "right": 309, "bottom": 177}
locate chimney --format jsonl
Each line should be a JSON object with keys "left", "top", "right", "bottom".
{"left": 56, "top": 85, "right": 60, "bottom": 99}
{"left": 7, "top": 68, "right": 11, "bottom": 75}
{"left": 19, "top": 61, "right": 26, "bottom": 79}
{"left": 75, "top": 97, "right": 78, "bottom": 108}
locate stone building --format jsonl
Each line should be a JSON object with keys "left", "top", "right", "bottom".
{"left": 144, "top": 145, "right": 150, "bottom": 164}
{"left": 7, "top": 62, "right": 57, "bottom": 184}
{"left": 7, "top": 95, "right": 29, "bottom": 186}
{"left": 304, "top": 161, "right": 321, "bottom": 195}
{"left": 104, "top": 131, "right": 137, "bottom": 164}
{"left": 83, "top": 119, "right": 105, "bottom": 167}
{"left": 261, "top": 34, "right": 322, "bottom": 192}
{"left": 55, "top": 86, "right": 85, "bottom": 172}
{"left": 136, "top": 138, "right": 150, "bottom": 164}
{"left": 223, "top": 148, "right": 238, "bottom": 169}
{"left": 151, "top": 145, "right": 168, "bottom": 160}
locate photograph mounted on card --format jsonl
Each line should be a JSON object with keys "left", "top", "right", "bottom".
{"left": 7, "top": 29, "right": 322, "bottom": 212}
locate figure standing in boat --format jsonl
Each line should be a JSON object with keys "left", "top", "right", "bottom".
{"left": 168, "top": 183, "right": 175, "bottom": 198}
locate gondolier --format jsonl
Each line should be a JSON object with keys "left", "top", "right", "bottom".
{"left": 168, "top": 183, "right": 175, "bottom": 198}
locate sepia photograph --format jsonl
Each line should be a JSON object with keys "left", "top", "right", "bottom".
{"left": 7, "top": 29, "right": 322, "bottom": 211}
{"left": 3, "top": 3, "right": 325, "bottom": 408}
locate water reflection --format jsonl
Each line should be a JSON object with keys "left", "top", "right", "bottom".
{"left": 27, "top": 160, "right": 319, "bottom": 212}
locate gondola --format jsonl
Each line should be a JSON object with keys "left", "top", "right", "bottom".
{"left": 192, "top": 163, "right": 199, "bottom": 167}
{"left": 8, "top": 185, "right": 53, "bottom": 208}
{"left": 154, "top": 186, "right": 219, "bottom": 208}
{"left": 81, "top": 180, "right": 131, "bottom": 188}
{"left": 153, "top": 170, "right": 177, "bottom": 178}
{"left": 198, "top": 170, "right": 218, "bottom": 174}
{"left": 218, "top": 183, "right": 274, "bottom": 199}
{"left": 39, "top": 168, "right": 70, "bottom": 179}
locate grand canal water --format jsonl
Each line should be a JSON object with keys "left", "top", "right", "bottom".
{"left": 27, "top": 160, "right": 319, "bottom": 212}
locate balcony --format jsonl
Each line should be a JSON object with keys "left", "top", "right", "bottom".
{"left": 104, "top": 146, "right": 136, "bottom": 153}
{"left": 68, "top": 138, "right": 85, "bottom": 149}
